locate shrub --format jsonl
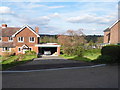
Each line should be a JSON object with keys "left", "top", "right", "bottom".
{"left": 63, "top": 46, "right": 84, "bottom": 57}
{"left": 25, "top": 50, "right": 36, "bottom": 55}
{"left": 95, "top": 55, "right": 117, "bottom": 64}
{"left": 101, "top": 45, "right": 120, "bottom": 57}
{"left": 72, "top": 46, "right": 84, "bottom": 57}
{"left": 16, "top": 54, "right": 25, "bottom": 61}
{"left": 96, "top": 45, "right": 120, "bottom": 63}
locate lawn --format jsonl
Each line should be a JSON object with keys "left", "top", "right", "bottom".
{"left": 84, "top": 49, "right": 101, "bottom": 60}
{"left": 1, "top": 55, "right": 37, "bottom": 70}
{"left": 61, "top": 49, "right": 101, "bottom": 62}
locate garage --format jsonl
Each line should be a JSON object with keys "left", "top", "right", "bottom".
{"left": 35, "top": 43, "right": 61, "bottom": 56}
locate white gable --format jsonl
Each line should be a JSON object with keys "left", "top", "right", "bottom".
{"left": 12, "top": 25, "right": 40, "bottom": 37}
{"left": 21, "top": 44, "right": 29, "bottom": 49}
{"left": 109, "top": 19, "right": 120, "bottom": 29}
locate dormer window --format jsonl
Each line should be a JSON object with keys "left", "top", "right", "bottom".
{"left": 8, "top": 37, "right": 13, "bottom": 42}
{"left": 18, "top": 37, "right": 24, "bottom": 42}
{"left": 29, "top": 37, "right": 35, "bottom": 42}
{"left": 0, "top": 37, "right": 2, "bottom": 42}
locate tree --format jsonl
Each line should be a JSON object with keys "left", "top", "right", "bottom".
{"left": 58, "top": 29, "right": 86, "bottom": 56}
{"left": 40, "top": 36, "right": 58, "bottom": 43}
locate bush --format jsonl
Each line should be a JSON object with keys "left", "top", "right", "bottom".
{"left": 95, "top": 55, "right": 117, "bottom": 64}
{"left": 72, "top": 46, "right": 84, "bottom": 57}
{"left": 95, "top": 45, "right": 120, "bottom": 63}
{"left": 16, "top": 54, "right": 25, "bottom": 61}
{"left": 25, "top": 50, "right": 36, "bottom": 55}
{"left": 101, "top": 45, "right": 120, "bottom": 58}
{"left": 63, "top": 46, "right": 84, "bottom": 57}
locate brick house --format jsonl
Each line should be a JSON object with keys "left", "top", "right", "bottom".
{"left": 104, "top": 20, "right": 120, "bottom": 44}
{"left": 0, "top": 24, "right": 60, "bottom": 56}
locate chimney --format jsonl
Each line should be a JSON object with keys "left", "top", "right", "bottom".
{"left": 35, "top": 27, "right": 39, "bottom": 34}
{"left": 2, "top": 24, "right": 7, "bottom": 28}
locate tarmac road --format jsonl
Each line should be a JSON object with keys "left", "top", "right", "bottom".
{"left": 2, "top": 64, "right": 118, "bottom": 88}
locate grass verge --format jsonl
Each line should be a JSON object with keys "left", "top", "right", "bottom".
{"left": 60, "top": 49, "right": 101, "bottom": 62}
{"left": 1, "top": 55, "right": 37, "bottom": 70}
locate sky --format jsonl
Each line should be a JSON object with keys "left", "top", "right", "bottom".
{"left": 0, "top": 1, "right": 119, "bottom": 35}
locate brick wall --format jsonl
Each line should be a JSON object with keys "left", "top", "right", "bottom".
{"left": 104, "top": 31, "right": 110, "bottom": 43}
{"left": 14, "top": 27, "right": 39, "bottom": 54}
{"left": 118, "top": 22, "right": 120, "bottom": 44}
{"left": 2, "top": 37, "right": 8, "bottom": 42}
{"left": 110, "top": 22, "right": 119, "bottom": 44}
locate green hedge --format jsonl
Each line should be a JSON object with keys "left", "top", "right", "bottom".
{"left": 97, "top": 45, "right": 120, "bottom": 63}
{"left": 101, "top": 45, "right": 120, "bottom": 57}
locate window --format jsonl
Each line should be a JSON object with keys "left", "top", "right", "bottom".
{"left": 29, "top": 37, "right": 35, "bottom": 42}
{"left": 29, "top": 47, "right": 32, "bottom": 51}
{"left": 8, "top": 37, "right": 13, "bottom": 42}
{"left": 0, "top": 37, "right": 2, "bottom": 42}
{"left": 2, "top": 47, "right": 11, "bottom": 52}
{"left": 18, "top": 47, "right": 21, "bottom": 52}
{"left": 18, "top": 37, "right": 24, "bottom": 42}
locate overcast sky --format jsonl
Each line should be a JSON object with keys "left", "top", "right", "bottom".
{"left": 0, "top": 1, "right": 118, "bottom": 35}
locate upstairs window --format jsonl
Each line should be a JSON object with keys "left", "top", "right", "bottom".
{"left": 8, "top": 37, "right": 13, "bottom": 42}
{"left": 29, "top": 37, "right": 35, "bottom": 42}
{"left": 0, "top": 37, "right": 2, "bottom": 42}
{"left": 18, "top": 37, "right": 24, "bottom": 42}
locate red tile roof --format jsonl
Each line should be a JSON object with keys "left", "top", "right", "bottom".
{"left": 0, "top": 27, "right": 20, "bottom": 37}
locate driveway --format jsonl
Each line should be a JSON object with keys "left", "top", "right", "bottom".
{"left": 7, "top": 56, "right": 97, "bottom": 71}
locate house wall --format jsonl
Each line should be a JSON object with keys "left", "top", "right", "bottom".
{"left": 0, "top": 48, "right": 15, "bottom": 56}
{"left": 2, "top": 37, "right": 8, "bottom": 42}
{"left": 0, "top": 48, "right": 2, "bottom": 55}
{"left": 57, "top": 47, "right": 60, "bottom": 55}
{"left": 118, "top": 22, "right": 120, "bottom": 44}
{"left": 13, "top": 27, "right": 39, "bottom": 54}
{"left": 15, "top": 46, "right": 38, "bottom": 55}
{"left": 104, "top": 31, "right": 110, "bottom": 43}
{"left": 110, "top": 22, "right": 119, "bottom": 44}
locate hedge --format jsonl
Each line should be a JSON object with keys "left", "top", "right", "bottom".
{"left": 98, "top": 45, "right": 120, "bottom": 63}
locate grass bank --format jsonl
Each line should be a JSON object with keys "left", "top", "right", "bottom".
{"left": 1, "top": 55, "right": 37, "bottom": 70}
{"left": 61, "top": 49, "right": 101, "bottom": 62}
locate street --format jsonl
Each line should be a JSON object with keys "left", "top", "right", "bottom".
{"left": 2, "top": 65, "right": 118, "bottom": 88}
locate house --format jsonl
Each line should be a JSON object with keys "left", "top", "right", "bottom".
{"left": 0, "top": 24, "right": 60, "bottom": 56}
{"left": 104, "top": 20, "right": 120, "bottom": 45}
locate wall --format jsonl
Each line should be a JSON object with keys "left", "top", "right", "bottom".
{"left": 118, "top": 22, "right": 120, "bottom": 44}
{"left": 104, "top": 31, "right": 110, "bottom": 43}
{"left": 13, "top": 27, "right": 38, "bottom": 54}
{"left": 0, "top": 48, "right": 15, "bottom": 56}
{"left": 110, "top": 22, "right": 119, "bottom": 44}
{"left": 2, "top": 37, "right": 8, "bottom": 42}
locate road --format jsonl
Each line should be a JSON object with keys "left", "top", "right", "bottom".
{"left": 2, "top": 65, "right": 118, "bottom": 88}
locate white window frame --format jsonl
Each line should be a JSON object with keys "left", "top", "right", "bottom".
{"left": 8, "top": 37, "right": 13, "bottom": 42}
{"left": 2, "top": 47, "right": 11, "bottom": 52}
{"left": 18, "top": 47, "right": 22, "bottom": 52}
{"left": 18, "top": 37, "right": 24, "bottom": 42}
{"left": 29, "top": 37, "right": 35, "bottom": 43}
{"left": 0, "top": 37, "right": 2, "bottom": 42}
